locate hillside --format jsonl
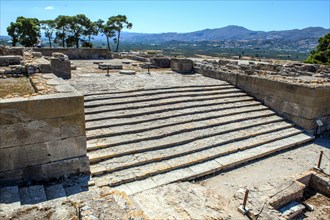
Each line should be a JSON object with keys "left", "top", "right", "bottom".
{"left": 120, "top": 25, "right": 330, "bottom": 42}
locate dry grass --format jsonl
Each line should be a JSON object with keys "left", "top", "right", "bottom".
{"left": 0, "top": 77, "right": 35, "bottom": 98}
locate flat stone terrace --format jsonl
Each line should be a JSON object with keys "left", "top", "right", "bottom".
{"left": 69, "top": 65, "right": 314, "bottom": 195}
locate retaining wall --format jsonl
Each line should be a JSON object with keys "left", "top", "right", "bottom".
{"left": 33, "top": 48, "right": 112, "bottom": 60}
{"left": 195, "top": 67, "right": 330, "bottom": 134}
{"left": 0, "top": 74, "right": 89, "bottom": 185}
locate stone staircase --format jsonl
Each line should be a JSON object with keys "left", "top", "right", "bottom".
{"left": 0, "top": 181, "right": 86, "bottom": 213}
{"left": 84, "top": 82, "right": 314, "bottom": 195}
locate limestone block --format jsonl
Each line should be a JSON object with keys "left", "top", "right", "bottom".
{"left": 38, "top": 63, "right": 52, "bottom": 73}
{"left": 58, "top": 114, "right": 86, "bottom": 139}
{"left": 0, "top": 108, "right": 31, "bottom": 125}
{"left": 47, "top": 136, "right": 87, "bottom": 162}
{"left": 0, "top": 142, "right": 50, "bottom": 172}
{"left": 21, "top": 165, "right": 44, "bottom": 182}
{"left": 32, "top": 52, "right": 42, "bottom": 58}
{"left": 7, "top": 48, "right": 24, "bottom": 56}
{"left": 0, "top": 120, "right": 61, "bottom": 149}
{"left": 25, "top": 94, "right": 84, "bottom": 120}
{"left": 51, "top": 58, "right": 71, "bottom": 79}
{"left": 170, "top": 59, "right": 194, "bottom": 73}
{"left": 150, "top": 57, "right": 170, "bottom": 68}
{"left": 0, "top": 147, "right": 13, "bottom": 172}
{"left": 0, "top": 169, "right": 23, "bottom": 185}
{"left": 41, "top": 156, "right": 90, "bottom": 179}
{"left": 0, "top": 56, "right": 22, "bottom": 66}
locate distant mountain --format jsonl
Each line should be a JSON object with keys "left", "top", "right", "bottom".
{"left": 120, "top": 25, "right": 330, "bottom": 43}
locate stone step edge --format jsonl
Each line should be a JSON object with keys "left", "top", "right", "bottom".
{"left": 85, "top": 102, "right": 261, "bottom": 131}
{"left": 86, "top": 106, "right": 269, "bottom": 140}
{"left": 121, "top": 134, "right": 315, "bottom": 195}
{"left": 185, "top": 135, "right": 315, "bottom": 180}
{"left": 94, "top": 134, "right": 314, "bottom": 188}
{"left": 87, "top": 117, "right": 284, "bottom": 163}
{"left": 85, "top": 97, "right": 255, "bottom": 122}
{"left": 83, "top": 84, "right": 230, "bottom": 97}
{"left": 90, "top": 127, "right": 300, "bottom": 176}
{"left": 86, "top": 112, "right": 277, "bottom": 153}
{"left": 84, "top": 85, "right": 235, "bottom": 102}
{"left": 84, "top": 89, "right": 240, "bottom": 108}
{"left": 84, "top": 93, "right": 248, "bottom": 115}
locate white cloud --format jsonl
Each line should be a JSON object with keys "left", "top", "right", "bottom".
{"left": 44, "top": 5, "right": 55, "bottom": 10}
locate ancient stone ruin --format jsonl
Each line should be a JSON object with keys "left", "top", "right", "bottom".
{"left": 0, "top": 46, "right": 329, "bottom": 219}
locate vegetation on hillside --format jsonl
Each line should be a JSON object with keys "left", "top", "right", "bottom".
{"left": 305, "top": 33, "right": 330, "bottom": 65}
{"left": 6, "top": 14, "right": 132, "bottom": 50}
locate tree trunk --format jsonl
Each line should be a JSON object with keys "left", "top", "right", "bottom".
{"left": 106, "top": 36, "right": 112, "bottom": 51}
{"left": 48, "top": 37, "right": 52, "bottom": 47}
{"left": 62, "top": 27, "right": 65, "bottom": 47}
{"left": 76, "top": 38, "right": 79, "bottom": 48}
{"left": 115, "top": 31, "right": 121, "bottom": 52}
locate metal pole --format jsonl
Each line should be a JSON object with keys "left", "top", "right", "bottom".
{"left": 317, "top": 151, "right": 323, "bottom": 169}
{"left": 242, "top": 189, "right": 249, "bottom": 210}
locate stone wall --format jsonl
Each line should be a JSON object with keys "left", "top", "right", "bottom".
{"left": 0, "top": 74, "right": 89, "bottom": 185}
{"left": 195, "top": 65, "right": 330, "bottom": 134}
{"left": 33, "top": 48, "right": 112, "bottom": 60}
{"left": 6, "top": 47, "right": 24, "bottom": 56}
{"left": 171, "top": 59, "right": 194, "bottom": 73}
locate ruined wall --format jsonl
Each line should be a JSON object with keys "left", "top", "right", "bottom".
{"left": 6, "top": 47, "right": 24, "bottom": 56}
{"left": 33, "top": 48, "right": 112, "bottom": 60}
{"left": 0, "top": 74, "right": 89, "bottom": 185}
{"left": 195, "top": 66, "right": 330, "bottom": 134}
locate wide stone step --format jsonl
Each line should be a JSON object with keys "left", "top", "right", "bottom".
{"left": 86, "top": 104, "right": 269, "bottom": 140}
{"left": 44, "top": 184, "right": 66, "bottom": 200}
{"left": 87, "top": 109, "right": 277, "bottom": 153}
{"left": 84, "top": 92, "right": 248, "bottom": 114}
{"left": 85, "top": 96, "right": 254, "bottom": 122}
{"left": 84, "top": 85, "right": 233, "bottom": 103}
{"left": 87, "top": 114, "right": 284, "bottom": 163}
{"left": 84, "top": 87, "right": 239, "bottom": 107}
{"left": 84, "top": 84, "right": 230, "bottom": 98}
{"left": 107, "top": 133, "right": 314, "bottom": 194}
{"left": 19, "top": 185, "right": 47, "bottom": 205}
{"left": 90, "top": 126, "right": 300, "bottom": 176}
{"left": 0, "top": 186, "right": 20, "bottom": 213}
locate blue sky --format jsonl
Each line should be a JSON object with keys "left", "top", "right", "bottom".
{"left": 1, "top": 0, "right": 329, "bottom": 35}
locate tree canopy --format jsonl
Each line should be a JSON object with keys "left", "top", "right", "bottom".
{"left": 7, "top": 14, "right": 132, "bottom": 51}
{"left": 7, "top": 16, "right": 40, "bottom": 47}
{"left": 305, "top": 33, "right": 330, "bottom": 65}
